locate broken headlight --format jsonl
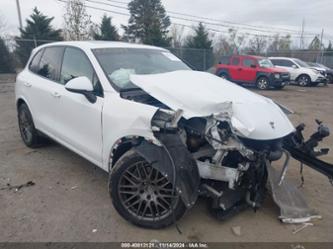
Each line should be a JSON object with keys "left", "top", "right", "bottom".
{"left": 151, "top": 109, "right": 183, "bottom": 131}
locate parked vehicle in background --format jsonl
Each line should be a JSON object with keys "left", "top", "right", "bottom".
{"left": 215, "top": 55, "right": 290, "bottom": 90}
{"left": 269, "top": 57, "right": 326, "bottom": 86}
{"left": 307, "top": 62, "right": 333, "bottom": 84}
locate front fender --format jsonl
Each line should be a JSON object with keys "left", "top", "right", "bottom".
{"left": 134, "top": 133, "right": 200, "bottom": 208}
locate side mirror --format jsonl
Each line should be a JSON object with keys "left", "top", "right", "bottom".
{"left": 292, "top": 64, "right": 298, "bottom": 69}
{"left": 250, "top": 64, "right": 256, "bottom": 68}
{"left": 65, "top": 76, "right": 97, "bottom": 103}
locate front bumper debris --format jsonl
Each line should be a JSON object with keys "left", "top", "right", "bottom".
{"left": 266, "top": 160, "right": 321, "bottom": 223}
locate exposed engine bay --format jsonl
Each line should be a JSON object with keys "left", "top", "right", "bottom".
{"left": 118, "top": 70, "right": 333, "bottom": 226}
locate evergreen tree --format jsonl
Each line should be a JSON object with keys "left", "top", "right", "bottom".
{"left": 94, "top": 15, "right": 120, "bottom": 41}
{"left": 326, "top": 41, "right": 332, "bottom": 51}
{"left": 308, "top": 36, "right": 321, "bottom": 50}
{"left": 183, "top": 23, "right": 213, "bottom": 71}
{"left": 0, "top": 36, "right": 15, "bottom": 73}
{"left": 15, "top": 8, "right": 62, "bottom": 65}
{"left": 185, "top": 23, "right": 213, "bottom": 49}
{"left": 123, "top": 0, "right": 171, "bottom": 46}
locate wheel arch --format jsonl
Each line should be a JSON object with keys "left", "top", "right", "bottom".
{"left": 16, "top": 97, "right": 36, "bottom": 121}
{"left": 108, "top": 135, "right": 160, "bottom": 173}
{"left": 296, "top": 73, "right": 311, "bottom": 82}
{"left": 216, "top": 68, "right": 230, "bottom": 77}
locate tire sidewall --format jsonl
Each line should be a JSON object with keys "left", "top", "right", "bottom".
{"left": 297, "top": 74, "right": 311, "bottom": 86}
{"left": 109, "top": 150, "right": 186, "bottom": 229}
{"left": 18, "top": 104, "right": 39, "bottom": 147}
{"left": 256, "top": 76, "right": 270, "bottom": 90}
{"left": 219, "top": 73, "right": 229, "bottom": 80}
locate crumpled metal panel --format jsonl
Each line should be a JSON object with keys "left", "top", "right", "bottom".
{"left": 266, "top": 160, "right": 321, "bottom": 223}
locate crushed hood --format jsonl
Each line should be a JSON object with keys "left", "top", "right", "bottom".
{"left": 130, "top": 70, "right": 295, "bottom": 140}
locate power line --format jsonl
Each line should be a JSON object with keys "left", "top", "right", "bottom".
{"left": 101, "top": 0, "right": 318, "bottom": 35}
{"left": 84, "top": 0, "right": 319, "bottom": 37}
{"left": 55, "top": 0, "right": 319, "bottom": 40}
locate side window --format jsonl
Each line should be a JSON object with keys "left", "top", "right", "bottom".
{"left": 38, "top": 47, "right": 64, "bottom": 81}
{"left": 243, "top": 59, "right": 256, "bottom": 67}
{"left": 231, "top": 57, "right": 240, "bottom": 66}
{"left": 271, "top": 59, "right": 286, "bottom": 67}
{"left": 270, "top": 59, "right": 279, "bottom": 66}
{"left": 219, "top": 56, "right": 230, "bottom": 65}
{"left": 60, "top": 48, "right": 103, "bottom": 96}
{"left": 281, "top": 60, "right": 294, "bottom": 67}
{"left": 29, "top": 49, "right": 43, "bottom": 73}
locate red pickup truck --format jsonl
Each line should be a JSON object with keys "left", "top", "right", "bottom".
{"left": 215, "top": 55, "right": 290, "bottom": 90}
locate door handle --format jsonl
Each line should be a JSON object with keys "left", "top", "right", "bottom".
{"left": 237, "top": 68, "right": 242, "bottom": 71}
{"left": 23, "top": 82, "right": 32, "bottom": 87}
{"left": 52, "top": 92, "right": 61, "bottom": 98}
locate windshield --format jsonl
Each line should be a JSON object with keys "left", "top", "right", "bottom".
{"left": 294, "top": 59, "right": 309, "bottom": 67}
{"left": 93, "top": 48, "right": 191, "bottom": 90}
{"left": 259, "top": 59, "right": 274, "bottom": 68}
{"left": 318, "top": 63, "right": 330, "bottom": 70}
{"left": 307, "top": 62, "right": 317, "bottom": 67}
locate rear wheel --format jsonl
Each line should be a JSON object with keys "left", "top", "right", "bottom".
{"left": 297, "top": 75, "right": 311, "bottom": 86}
{"left": 109, "top": 150, "right": 186, "bottom": 229}
{"left": 219, "top": 73, "right": 229, "bottom": 80}
{"left": 256, "top": 76, "right": 270, "bottom": 90}
{"left": 18, "top": 103, "right": 47, "bottom": 148}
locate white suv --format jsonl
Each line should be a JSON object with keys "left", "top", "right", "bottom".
{"left": 269, "top": 57, "right": 326, "bottom": 86}
{"left": 17, "top": 41, "right": 327, "bottom": 228}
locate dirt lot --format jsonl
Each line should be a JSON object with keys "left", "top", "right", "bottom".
{"left": 0, "top": 76, "right": 333, "bottom": 242}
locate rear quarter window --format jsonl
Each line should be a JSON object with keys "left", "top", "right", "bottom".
{"left": 28, "top": 49, "right": 44, "bottom": 73}
{"left": 219, "top": 56, "right": 230, "bottom": 65}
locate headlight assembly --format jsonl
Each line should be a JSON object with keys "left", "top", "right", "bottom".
{"left": 274, "top": 73, "right": 281, "bottom": 79}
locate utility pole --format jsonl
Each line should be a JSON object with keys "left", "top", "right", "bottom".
{"left": 16, "top": 0, "right": 23, "bottom": 30}
{"left": 300, "top": 19, "right": 305, "bottom": 49}
{"left": 320, "top": 28, "right": 324, "bottom": 63}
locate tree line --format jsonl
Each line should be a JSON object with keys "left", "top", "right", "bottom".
{"left": 1, "top": 0, "right": 332, "bottom": 73}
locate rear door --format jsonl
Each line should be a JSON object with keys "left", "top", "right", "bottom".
{"left": 229, "top": 56, "right": 242, "bottom": 81}
{"left": 54, "top": 47, "right": 104, "bottom": 164}
{"left": 238, "top": 57, "right": 257, "bottom": 83}
{"left": 26, "top": 46, "right": 65, "bottom": 135}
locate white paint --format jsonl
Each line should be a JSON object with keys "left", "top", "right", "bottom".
{"left": 131, "top": 70, "right": 295, "bottom": 140}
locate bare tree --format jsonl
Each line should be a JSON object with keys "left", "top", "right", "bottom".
{"left": 170, "top": 24, "right": 185, "bottom": 48}
{"left": 214, "top": 34, "right": 233, "bottom": 57}
{"left": 228, "top": 29, "right": 245, "bottom": 54}
{"left": 63, "top": 0, "right": 92, "bottom": 40}
{"left": 267, "top": 34, "right": 292, "bottom": 52}
{"left": 0, "top": 13, "right": 8, "bottom": 34}
{"left": 245, "top": 35, "right": 268, "bottom": 55}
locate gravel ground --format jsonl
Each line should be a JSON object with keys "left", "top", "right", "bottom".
{"left": 0, "top": 77, "right": 332, "bottom": 242}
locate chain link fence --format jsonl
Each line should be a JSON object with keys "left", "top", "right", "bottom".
{"left": 1, "top": 37, "right": 333, "bottom": 73}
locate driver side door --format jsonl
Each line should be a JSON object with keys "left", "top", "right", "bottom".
{"left": 54, "top": 47, "right": 104, "bottom": 166}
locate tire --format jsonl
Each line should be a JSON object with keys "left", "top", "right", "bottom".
{"left": 327, "top": 74, "right": 333, "bottom": 84}
{"left": 109, "top": 149, "right": 186, "bottom": 229}
{"left": 256, "top": 76, "right": 270, "bottom": 90}
{"left": 18, "top": 103, "right": 46, "bottom": 148}
{"left": 219, "top": 73, "right": 229, "bottom": 80}
{"left": 297, "top": 74, "right": 311, "bottom": 86}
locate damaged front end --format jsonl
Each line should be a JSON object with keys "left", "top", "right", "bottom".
{"left": 134, "top": 105, "right": 333, "bottom": 225}
{"left": 112, "top": 70, "right": 333, "bottom": 228}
